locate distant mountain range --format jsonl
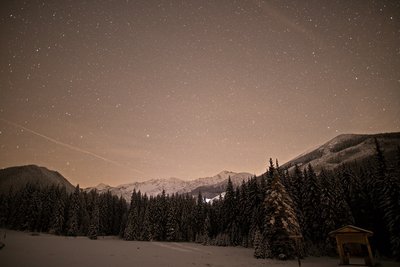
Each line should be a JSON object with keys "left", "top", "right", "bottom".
{"left": 84, "top": 171, "right": 253, "bottom": 201}
{"left": 1, "top": 132, "right": 399, "bottom": 201}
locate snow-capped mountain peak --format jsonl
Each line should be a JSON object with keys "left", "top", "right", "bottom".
{"left": 84, "top": 171, "right": 252, "bottom": 202}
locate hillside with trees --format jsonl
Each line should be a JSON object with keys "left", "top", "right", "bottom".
{"left": 0, "top": 138, "right": 399, "bottom": 261}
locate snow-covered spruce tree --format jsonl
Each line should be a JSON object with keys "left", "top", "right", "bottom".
{"left": 332, "top": 175, "right": 354, "bottom": 229}
{"left": 222, "top": 177, "right": 237, "bottom": 245}
{"left": 79, "top": 192, "right": 90, "bottom": 235}
{"left": 88, "top": 194, "right": 99, "bottom": 240}
{"left": 166, "top": 205, "right": 179, "bottom": 241}
{"left": 266, "top": 158, "right": 275, "bottom": 186}
{"left": 202, "top": 214, "right": 211, "bottom": 245}
{"left": 27, "top": 189, "right": 43, "bottom": 232}
{"left": 0, "top": 194, "right": 7, "bottom": 227}
{"left": 288, "top": 165, "right": 306, "bottom": 236}
{"left": 49, "top": 188, "right": 67, "bottom": 235}
{"left": 141, "top": 204, "right": 152, "bottom": 241}
{"left": 117, "top": 197, "right": 129, "bottom": 238}
{"left": 155, "top": 190, "right": 168, "bottom": 241}
{"left": 302, "top": 164, "right": 322, "bottom": 249}
{"left": 67, "top": 185, "right": 80, "bottom": 236}
{"left": 370, "top": 138, "right": 392, "bottom": 255}
{"left": 380, "top": 173, "right": 400, "bottom": 260}
{"left": 247, "top": 176, "right": 260, "bottom": 246}
{"left": 380, "top": 146, "right": 400, "bottom": 260}
{"left": 124, "top": 190, "right": 140, "bottom": 240}
{"left": 319, "top": 169, "right": 340, "bottom": 254}
{"left": 239, "top": 181, "right": 251, "bottom": 247}
{"left": 260, "top": 173, "right": 301, "bottom": 259}
{"left": 38, "top": 186, "right": 57, "bottom": 232}
{"left": 194, "top": 191, "right": 205, "bottom": 241}
{"left": 253, "top": 228, "right": 265, "bottom": 258}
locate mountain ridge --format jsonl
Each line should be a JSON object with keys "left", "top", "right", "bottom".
{"left": 281, "top": 132, "right": 400, "bottom": 172}
{"left": 0, "top": 164, "right": 75, "bottom": 194}
{"left": 84, "top": 170, "right": 253, "bottom": 201}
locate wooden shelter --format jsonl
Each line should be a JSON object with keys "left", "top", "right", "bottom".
{"left": 329, "top": 225, "right": 374, "bottom": 266}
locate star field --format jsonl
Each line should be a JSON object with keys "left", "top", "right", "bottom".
{"left": 0, "top": 0, "right": 399, "bottom": 187}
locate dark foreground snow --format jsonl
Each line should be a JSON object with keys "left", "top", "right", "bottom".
{"left": 0, "top": 230, "right": 397, "bottom": 267}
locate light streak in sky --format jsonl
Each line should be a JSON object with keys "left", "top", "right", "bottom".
{"left": 0, "top": 118, "right": 144, "bottom": 174}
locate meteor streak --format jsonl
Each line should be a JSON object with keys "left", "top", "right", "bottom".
{"left": 0, "top": 118, "right": 144, "bottom": 174}
{"left": 254, "top": 0, "right": 326, "bottom": 49}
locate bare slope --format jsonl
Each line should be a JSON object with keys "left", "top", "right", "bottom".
{"left": 281, "top": 132, "right": 400, "bottom": 172}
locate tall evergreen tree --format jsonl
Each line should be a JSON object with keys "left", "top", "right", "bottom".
{"left": 88, "top": 194, "right": 100, "bottom": 240}
{"left": 371, "top": 138, "right": 392, "bottom": 255}
{"left": 319, "top": 170, "right": 338, "bottom": 252}
{"left": 253, "top": 228, "right": 265, "bottom": 258}
{"left": 49, "top": 188, "right": 67, "bottom": 235}
{"left": 262, "top": 174, "right": 301, "bottom": 259}
{"left": 302, "top": 164, "right": 322, "bottom": 246}
{"left": 267, "top": 158, "right": 275, "bottom": 185}
{"left": 380, "top": 147, "right": 400, "bottom": 259}
{"left": 222, "top": 177, "right": 237, "bottom": 245}
{"left": 194, "top": 191, "right": 205, "bottom": 240}
{"left": 166, "top": 205, "right": 179, "bottom": 241}
{"left": 67, "top": 185, "right": 80, "bottom": 236}
{"left": 124, "top": 190, "right": 140, "bottom": 240}
{"left": 289, "top": 165, "right": 306, "bottom": 236}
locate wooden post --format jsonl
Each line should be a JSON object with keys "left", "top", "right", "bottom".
{"left": 289, "top": 235, "right": 302, "bottom": 267}
{"left": 365, "top": 236, "right": 374, "bottom": 266}
{"left": 336, "top": 237, "right": 346, "bottom": 265}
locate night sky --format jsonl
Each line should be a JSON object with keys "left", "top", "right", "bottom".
{"left": 1, "top": 0, "right": 399, "bottom": 187}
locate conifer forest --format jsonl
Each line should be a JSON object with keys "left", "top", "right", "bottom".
{"left": 1, "top": 139, "right": 399, "bottom": 261}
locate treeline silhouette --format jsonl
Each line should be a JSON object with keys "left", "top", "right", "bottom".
{"left": 0, "top": 139, "right": 399, "bottom": 260}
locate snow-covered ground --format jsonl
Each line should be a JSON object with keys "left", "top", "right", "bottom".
{"left": 0, "top": 230, "right": 398, "bottom": 267}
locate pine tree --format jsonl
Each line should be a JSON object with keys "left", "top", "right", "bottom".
{"left": 39, "top": 186, "right": 57, "bottom": 232}
{"left": 166, "top": 205, "right": 179, "bottom": 241}
{"left": 319, "top": 170, "right": 339, "bottom": 253}
{"left": 16, "top": 183, "right": 35, "bottom": 230}
{"left": 202, "top": 213, "right": 211, "bottom": 245}
{"left": 141, "top": 203, "right": 152, "bottom": 241}
{"left": 238, "top": 181, "right": 251, "bottom": 247}
{"left": 0, "top": 194, "right": 7, "bottom": 227}
{"left": 124, "top": 190, "right": 140, "bottom": 240}
{"left": 29, "top": 189, "right": 43, "bottom": 232}
{"left": 49, "top": 188, "right": 67, "bottom": 235}
{"left": 338, "top": 165, "right": 356, "bottom": 206}
{"left": 267, "top": 158, "right": 275, "bottom": 185}
{"left": 290, "top": 165, "right": 305, "bottom": 236}
{"left": 247, "top": 176, "right": 260, "bottom": 245}
{"left": 222, "top": 177, "right": 237, "bottom": 245}
{"left": 348, "top": 168, "right": 370, "bottom": 229}
{"left": 380, "top": 147, "right": 400, "bottom": 259}
{"left": 194, "top": 191, "right": 205, "bottom": 240}
{"left": 67, "top": 185, "right": 80, "bottom": 236}
{"left": 371, "top": 138, "right": 392, "bottom": 255}
{"left": 253, "top": 228, "right": 265, "bottom": 258}
{"left": 149, "top": 190, "right": 168, "bottom": 241}
{"left": 302, "top": 164, "right": 322, "bottom": 246}
{"left": 262, "top": 174, "right": 301, "bottom": 259}
{"left": 79, "top": 192, "right": 90, "bottom": 235}
{"left": 332, "top": 175, "right": 354, "bottom": 229}
{"left": 88, "top": 194, "right": 99, "bottom": 240}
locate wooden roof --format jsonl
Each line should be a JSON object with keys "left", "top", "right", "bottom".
{"left": 329, "top": 225, "right": 373, "bottom": 236}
